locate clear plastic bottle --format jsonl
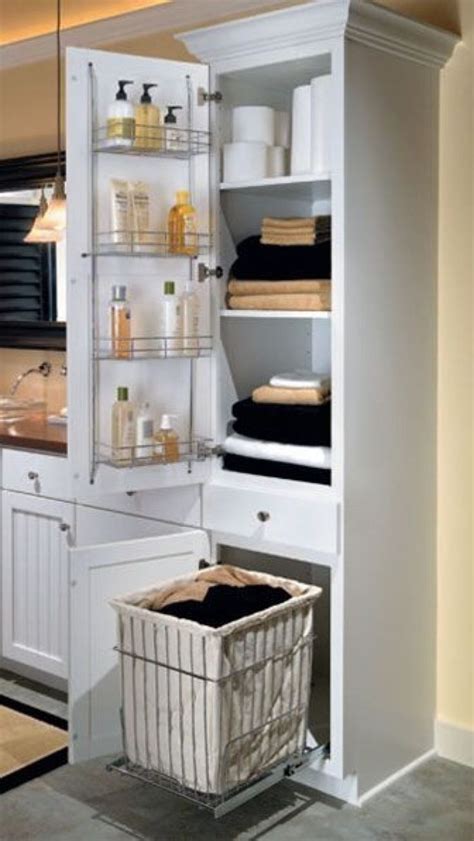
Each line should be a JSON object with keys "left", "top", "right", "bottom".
{"left": 134, "top": 83, "right": 162, "bottom": 150}
{"left": 106, "top": 80, "right": 135, "bottom": 147}
{"left": 109, "top": 285, "right": 131, "bottom": 359}
{"left": 168, "top": 190, "right": 198, "bottom": 256}
{"left": 161, "top": 281, "right": 182, "bottom": 357}
{"left": 154, "top": 414, "right": 180, "bottom": 463}
{"left": 181, "top": 279, "right": 200, "bottom": 356}
{"left": 136, "top": 402, "right": 154, "bottom": 459}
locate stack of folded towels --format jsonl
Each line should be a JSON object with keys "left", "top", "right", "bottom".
{"left": 227, "top": 215, "right": 331, "bottom": 312}
{"left": 223, "top": 370, "right": 331, "bottom": 484}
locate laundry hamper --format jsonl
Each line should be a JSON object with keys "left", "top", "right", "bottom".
{"left": 110, "top": 565, "right": 322, "bottom": 799}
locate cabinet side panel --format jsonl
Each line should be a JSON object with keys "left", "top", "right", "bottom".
{"left": 343, "top": 41, "right": 438, "bottom": 794}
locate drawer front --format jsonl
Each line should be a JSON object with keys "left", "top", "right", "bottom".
{"left": 204, "top": 483, "right": 339, "bottom": 555}
{"left": 1, "top": 449, "right": 71, "bottom": 500}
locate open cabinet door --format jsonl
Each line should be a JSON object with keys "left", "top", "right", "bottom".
{"left": 68, "top": 523, "right": 209, "bottom": 762}
{"left": 66, "top": 47, "right": 214, "bottom": 497}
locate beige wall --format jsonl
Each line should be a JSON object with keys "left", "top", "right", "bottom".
{"left": 0, "top": 0, "right": 472, "bottom": 736}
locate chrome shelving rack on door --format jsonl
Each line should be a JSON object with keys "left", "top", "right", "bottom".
{"left": 85, "top": 64, "right": 213, "bottom": 484}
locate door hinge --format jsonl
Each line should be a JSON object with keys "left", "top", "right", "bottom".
{"left": 198, "top": 263, "right": 223, "bottom": 283}
{"left": 198, "top": 87, "right": 223, "bottom": 106}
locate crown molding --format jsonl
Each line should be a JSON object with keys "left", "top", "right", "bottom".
{"left": 0, "top": 0, "right": 286, "bottom": 70}
{"left": 179, "top": 0, "right": 458, "bottom": 70}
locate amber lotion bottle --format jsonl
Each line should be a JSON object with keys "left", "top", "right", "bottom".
{"left": 168, "top": 190, "right": 198, "bottom": 255}
{"left": 109, "top": 285, "right": 131, "bottom": 358}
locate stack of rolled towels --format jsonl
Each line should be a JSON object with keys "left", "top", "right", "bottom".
{"left": 227, "top": 215, "right": 331, "bottom": 311}
{"left": 223, "top": 370, "right": 331, "bottom": 484}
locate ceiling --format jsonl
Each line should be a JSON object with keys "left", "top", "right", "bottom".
{"left": 0, "top": 0, "right": 172, "bottom": 46}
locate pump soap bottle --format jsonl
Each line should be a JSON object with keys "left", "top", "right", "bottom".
{"left": 134, "top": 83, "right": 161, "bottom": 150}
{"left": 107, "top": 80, "right": 135, "bottom": 147}
{"left": 168, "top": 190, "right": 198, "bottom": 256}
{"left": 111, "top": 387, "right": 136, "bottom": 463}
{"left": 164, "top": 106, "right": 183, "bottom": 152}
{"left": 154, "top": 414, "right": 180, "bottom": 463}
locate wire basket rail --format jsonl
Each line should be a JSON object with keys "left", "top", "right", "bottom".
{"left": 93, "top": 125, "right": 211, "bottom": 158}
{"left": 97, "top": 437, "right": 212, "bottom": 468}
{"left": 94, "top": 334, "right": 212, "bottom": 360}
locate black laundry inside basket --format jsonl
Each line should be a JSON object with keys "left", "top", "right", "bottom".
{"left": 155, "top": 583, "right": 291, "bottom": 628}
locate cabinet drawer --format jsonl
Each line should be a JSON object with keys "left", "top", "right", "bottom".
{"left": 1, "top": 449, "right": 72, "bottom": 500}
{"left": 204, "top": 482, "right": 339, "bottom": 555}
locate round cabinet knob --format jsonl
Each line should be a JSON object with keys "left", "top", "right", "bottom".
{"left": 257, "top": 511, "right": 270, "bottom": 523}
{"left": 28, "top": 471, "right": 39, "bottom": 481}
{"left": 59, "top": 523, "right": 70, "bottom": 532}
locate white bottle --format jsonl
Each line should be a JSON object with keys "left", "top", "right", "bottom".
{"left": 106, "top": 80, "right": 135, "bottom": 148}
{"left": 164, "top": 106, "right": 184, "bottom": 152}
{"left": 161, "top": 281, "right": 182, "bottom": 357}
{"left": 181, "top": 280, "right": 200, "bottom": 356}
{"left": 111, "top": 387, "right": 135, "bottom": 464}
{"left": 136, "top": 402, "right": 154, "bottom": 459}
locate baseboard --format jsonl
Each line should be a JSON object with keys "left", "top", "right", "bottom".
{"left": 435, "top": 719, "right": 474, "bottom": 768}
{"left": 357, "top": 750, "right": 436, "bottom": 806}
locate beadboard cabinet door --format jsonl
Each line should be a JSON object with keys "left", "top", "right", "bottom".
{"left": 1, "top": 491, "right": 73, "bottom": 678}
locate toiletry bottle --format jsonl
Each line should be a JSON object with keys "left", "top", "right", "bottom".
{"left": 161, "top": 281, "right": 182, "bottom": 356}
{"left": 181, "top": 279, "right": 200, "bottom": 356}
{"left": 106, "top": 80, "right": 135, "bottom": 147}
{"left": 168, "top": 190, "right": 198, "bottom": 256}
{"left": 111, "top": 387, "right": 135, "bottom": 463}
{"left": 134, "top": 84, "right": 161, "bottom": 150}
{"left": 164, "top": 106, "right": 183, "bottom": 152}
{"left": 109, "top": 285, "right": 131, "bottom": 359}
{"left": 154, "top": 414, "right": 180, "bottom": 463}
{"left": 136, "top": 402, "right": 154, "bottom": 459}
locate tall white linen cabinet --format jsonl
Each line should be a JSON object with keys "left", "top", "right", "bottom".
{"left": 65, "top": 0, "right": 457, "bottom": 804}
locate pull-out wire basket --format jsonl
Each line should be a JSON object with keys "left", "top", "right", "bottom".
{"left": 108, "top": 567, "right": 324, "bottom": 817}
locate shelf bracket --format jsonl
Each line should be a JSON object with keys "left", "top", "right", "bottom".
{"left": 198, "top": 263, "right": 223, "bottom": 283}
{"left": 197, "top": 87, "right": 223, "bottom": 106}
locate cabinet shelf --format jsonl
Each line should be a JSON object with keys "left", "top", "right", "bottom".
{"left": 97, "top": 438, "right": 212, "bottom": 469}
{"left": 220, "top": 173, "right": 331, "bottom": 200}
{"left": 94, "top": 335, "right": 212, "bottom": 360}
{"left": 93, "top": 125, "right": 210, "bottom": 159}
{"left": 87, "top": 231, "right": 211, "bottom": 258}
{"left": 220, "top": 309, "right": 331, "bottom": 319}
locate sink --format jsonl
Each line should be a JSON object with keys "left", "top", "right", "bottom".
{"left": 0, "top": 397, "right": 46, "bottom": 423}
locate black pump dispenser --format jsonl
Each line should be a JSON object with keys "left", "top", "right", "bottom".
{"left": 164, "top": 105, "right": 183, "bottom": 125}
{"left": 140, "top": 83, "right": 157, "bottom": 103}
{"left": 116, "top": 80, "right": 134, "bottom": 100}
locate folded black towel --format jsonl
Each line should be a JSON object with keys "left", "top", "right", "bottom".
{"left": 156, "top": 583, "right": 290, "bottom": 628}
{"left": 223, "top": 453, "right": 331, "bottom": 485}
{"left": 232, "top": 398, "right": 331, "bottom": 446}
{"left": 231, "top": 237, "right": 331, "bottom": 280}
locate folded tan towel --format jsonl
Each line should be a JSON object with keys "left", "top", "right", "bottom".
{"left": 261, "top": 234, "right": 316, "bottom": 246}
{"left": 228, "top": 292, "right": 331, "bottom": 311}
{"left": 228, "top": 279, "right": 331, "bottom": 296}
{"left": 262, "top": 216, "right": 316, "bottom": 230}
{"left": 252, "top": 384, "right": 330, "bottom": 405}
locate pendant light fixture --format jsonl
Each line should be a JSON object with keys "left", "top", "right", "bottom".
{"left": 25, "top": 0, "right": 66, "bottom": 242}
{"left": 24, "top": 187, "right": 62, "bottom": 243}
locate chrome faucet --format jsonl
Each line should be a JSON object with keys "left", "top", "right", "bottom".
{"left": 10, "top": 361, "right": 52, "bottom": 396}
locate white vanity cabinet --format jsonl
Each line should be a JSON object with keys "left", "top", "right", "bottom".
{"left": 61, "top": 0, "right": 460, "bottom": 803}
{"left": 1, "top": 490, "right": 71, "bottom": 678}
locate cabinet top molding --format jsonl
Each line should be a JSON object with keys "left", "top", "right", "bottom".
{"left": 178, "top": 0, "right": 459, "bottom": 70}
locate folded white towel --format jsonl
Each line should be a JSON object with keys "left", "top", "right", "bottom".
{"left": 269, "top": 370, "right": 331, "bottom": 389}
{"left": 224, "top": 433, "right": 332, "bottom": 469}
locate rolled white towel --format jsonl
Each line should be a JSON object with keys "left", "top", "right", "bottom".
{"left": 224, "top": 433, "right": 332, "bottom": 469}
{"left": 269, "top": 370, "right": 331, "bottom": 390}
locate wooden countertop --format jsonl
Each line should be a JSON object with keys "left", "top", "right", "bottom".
{"left": 0, "top": 414, "right": 67, "bottom": 455}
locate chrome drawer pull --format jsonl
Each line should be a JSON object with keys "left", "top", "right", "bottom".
{"left": 59, "top": 523, "right": 70, "bottom": 532}
{"left": 28, "top": 471, "right": 39, "bottom": 480}
{"left": 257, "top": 511, "right": 270, "bottom": 523}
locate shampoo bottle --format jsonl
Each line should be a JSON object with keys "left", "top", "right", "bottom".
{"left": 109, "top": 285, "right": 131, "bottom": 359}
{"left": 136, "top": 402, "right": 154, "bottom": 459}
{"left": 164, "top": 106, "right": 183, "bottom": 152}
{"left": 181, "top": 279, "right": 200, "bottom": 356}
{"left": 134, "top": 83, "right": 161, "bottom": 150}
{"left": 111, "top": 387, "right": 136, "bottom": 463}
{"left": 107, "top": 80, "right": 135, "bottom": 147}
{"left": 168, "top": 190, "right": 197, "bottom": 256}
{"left": 154, "top": 414, "right": 180, "bottom": 463}
{"left": 161, "top": 281, "right": 181, "bottom": 356}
